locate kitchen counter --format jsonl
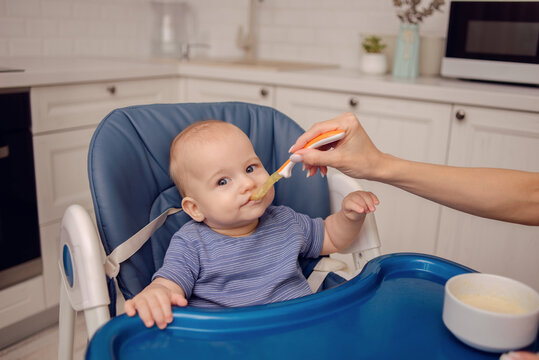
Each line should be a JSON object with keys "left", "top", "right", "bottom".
{"left": 0, "top": 57, "right": 179, "bottom": 89}
{"left": 1, "top": 57, "right": 538, "bottom": 112}
{"left": 177, "top": 62, "right": 539, "bottom": 113}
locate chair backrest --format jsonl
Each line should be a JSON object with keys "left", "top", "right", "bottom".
{"left": 88, "top": 102, "right": 330, "bottom": 302}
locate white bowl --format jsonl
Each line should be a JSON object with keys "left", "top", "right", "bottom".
{"left": 443, "top": 273, "right": 539, "bottom": 352}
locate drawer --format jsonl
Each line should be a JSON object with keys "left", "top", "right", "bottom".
{"left": 31, "top": 77, "right": 179, "bottom": 133}
{"left": 185, "top": 78, "right": 274, "bottom": 107}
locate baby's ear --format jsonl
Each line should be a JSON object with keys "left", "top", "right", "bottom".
{"left": 181, "top": 197, "right": 205, "bottom": 222}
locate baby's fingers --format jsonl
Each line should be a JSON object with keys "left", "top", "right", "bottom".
{"left": 345, "top": 195, "right": 369, "bottom": 215}
{"left": 124, "top": 299, "right": 136, "bottom": 317}
{"left": 359, "top": 191, "right": 379, "bottom": 212}
{"left": 152, "top": 292, "right": 176, "bottom": 329}
{"left": 367, "top": 191, "right": 380, "bottom": 205}
{"left": 171, "top": 293, "right": 188, "bottom": 308}
{"left": 134, "top": 298, "right": 155, "bottom": 328}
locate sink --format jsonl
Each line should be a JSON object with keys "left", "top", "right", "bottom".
{"left": 185, "top": 58, "right": 338, "bottom": 71}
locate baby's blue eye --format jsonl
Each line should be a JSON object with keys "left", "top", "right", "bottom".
{"left": 246, "top": 165, "right": 256, "bottom": 173}
{"left": 217, "top": 178, "right": 229, "bottom": 186}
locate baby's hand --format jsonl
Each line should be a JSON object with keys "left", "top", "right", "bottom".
{"left": 341, "top": 190, "right": 379, "bottom": 221}
{"left": 124, "top": 278, "right": 188, "bottom": 329}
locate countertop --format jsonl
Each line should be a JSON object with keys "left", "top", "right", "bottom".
{"left": 1, "top": 57, "right": 538, "bottom": 112}
{"left": 0, "top": 57, "right": 179, "bottom": 89}
{"left": 178, "top": 62, "right": 539, "bottom": 112}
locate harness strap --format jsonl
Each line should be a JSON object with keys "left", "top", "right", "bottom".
{"left": 104, "top": 207, "right": 347, "bottom": 292}
{"left": 307, "top": 257, "right": 348, "bottom": 292}
{"left": 104, "top": 207, "right": 182, "bottom": 278}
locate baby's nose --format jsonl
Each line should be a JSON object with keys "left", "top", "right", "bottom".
{"left": 240, "top": 175, "right": 257, "bottom": 193}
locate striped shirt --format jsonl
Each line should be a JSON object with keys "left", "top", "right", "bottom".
{"left": 153, "top": 205, "right": 324, "bottom": 308}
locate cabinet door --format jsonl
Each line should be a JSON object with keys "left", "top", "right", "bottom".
{"left": 185, "top": 78, "right": 274, "bottom": 106}
{"left": 0, "top": 276, "right": 45, "bottom": 328}
{"left": 31, "top": 78, "right": 179, "bottom": 134}
{"left": 276, "top": 87, "right": 452, "bottom": 255}
{"left": 437, "top": 105, "right": 539, "bottom": 291}
{"left": 33, "top": 127, "right": 95, "bottom": 225}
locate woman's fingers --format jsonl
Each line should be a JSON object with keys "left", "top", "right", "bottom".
{"left": 290, "top": 122, "right": 342, "bottom": 153}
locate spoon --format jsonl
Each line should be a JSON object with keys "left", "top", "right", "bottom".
{"left": 250, "top": 129, "right": 345, "bottom": 200}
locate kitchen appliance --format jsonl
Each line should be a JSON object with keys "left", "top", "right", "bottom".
{"left": 0, "top": 90, "right": 42, "bottom": 290}
{"left": 151, "top": 1, "right": 194, "bottom": 58}
{"left": 441, "top": 1, "right": 539, "bottom": 86}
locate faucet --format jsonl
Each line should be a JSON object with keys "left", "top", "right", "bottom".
{"left": 179, "top": 43, "right": 210, "bottom": 61}
{"left": 237, "top": 0, "right": 263, "bottom": 62}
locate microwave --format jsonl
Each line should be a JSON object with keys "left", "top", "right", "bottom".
{"left": 441, "top": 1, "right": 539, "bottom": 86}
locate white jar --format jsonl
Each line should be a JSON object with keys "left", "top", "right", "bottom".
{"left": 360, "top": 53, "right": 388, "bottom": 75}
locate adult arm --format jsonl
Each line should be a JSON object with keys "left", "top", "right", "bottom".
{"left": 290, "top": 113, "right": 539, "bottom": 226}
{"left": 378, "top": 155, "right": 539, "bottom": 225}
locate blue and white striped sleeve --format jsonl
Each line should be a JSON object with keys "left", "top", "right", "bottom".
{"left": 152, "top": 230, "right": 199, "bottom": 299}
{"left": 288, "top": 208, "right": 325, "bottom": 259}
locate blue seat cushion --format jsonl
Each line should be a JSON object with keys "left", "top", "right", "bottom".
{"left": 88, "top": 102, "right": 331, "bottom": 308}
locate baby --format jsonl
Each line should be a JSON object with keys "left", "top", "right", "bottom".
{"left": 125, "top": 120, "right": 379, "bottom": 329}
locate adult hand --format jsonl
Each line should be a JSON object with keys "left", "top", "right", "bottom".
{"left": 500, "top": 351, "right": 539, "bottom": 360}
{"left": 289, "top": 112, "right": 383, "bottom": 180}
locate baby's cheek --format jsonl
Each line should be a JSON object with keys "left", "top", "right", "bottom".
{"left": 266, "top": 187, "right": 276, "bottom": 203}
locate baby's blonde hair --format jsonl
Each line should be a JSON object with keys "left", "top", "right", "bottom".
{"left": 169, "top": 120, "right": 235, "bottom": 197}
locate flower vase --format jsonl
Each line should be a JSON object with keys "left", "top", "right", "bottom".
{"left": 392, "top": 23, "right": 420, "bottom": 79}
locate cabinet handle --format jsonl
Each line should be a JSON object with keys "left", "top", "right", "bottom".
{"left": 106, "top": 85, "right": 116, "bottom": 95}
{"left": 260, "top": 88, "right": 269, "bottom": 97}
{"left": 349, "top": 97, "right": 359, "bottom": 107}
{"left": 0, "top": 145, "right": 9, "bottom": 159}
{"left": 455, "top": 109, "right": 466, "bottom": 121}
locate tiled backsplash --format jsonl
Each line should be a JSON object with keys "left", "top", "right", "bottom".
{"left": 0, "top": 0, "right": 449, "bottom": 69}
{"left": 0, "top": 0, "right": 154, "bottom": 58}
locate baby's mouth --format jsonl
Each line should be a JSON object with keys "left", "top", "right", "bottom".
{"left": 243, "top": 197, "right": 261, "bottom": 207}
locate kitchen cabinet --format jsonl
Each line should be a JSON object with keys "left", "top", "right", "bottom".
{"left": 275, "top": 86, "right": 453, "bottom": 255}
{"left": 31, "top": 78, "right": 179, "bottom": 134}
{"left": 0, "top": 77, "right": 179, "bottom": 335}
{"left": 184, "top": 78, "right": 274, "bottom": 106}
{"left": 436, "top": 105, "right": 539, "bottom": 290}
{"left": 0, "top": 276, "right": 46, "bottom": 330}
{"left": 33, "top": 127, "right": 97, "bottom": 225}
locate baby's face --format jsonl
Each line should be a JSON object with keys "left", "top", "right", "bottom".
{"left": 181, "top": 125, "right": 274, "bottom": 235}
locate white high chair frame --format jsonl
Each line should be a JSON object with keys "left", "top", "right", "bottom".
{"left": 57, "top": 170, "right": 381, "bottom": 360}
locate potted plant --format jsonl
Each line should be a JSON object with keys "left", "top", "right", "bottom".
{"left": 361, "top": 35, "right": 388, "bottom": 75}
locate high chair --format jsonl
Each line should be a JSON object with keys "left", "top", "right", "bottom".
{"left": 57, "top": 102, "right": 383, "bottom": 360}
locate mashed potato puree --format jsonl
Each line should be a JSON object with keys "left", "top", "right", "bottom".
{"left": 457, "top": 293, "right": 526, "bottom": 314}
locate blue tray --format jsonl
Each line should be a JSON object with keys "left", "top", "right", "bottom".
{"left": 86, "top": 253, "right": 539, "bottom": 359}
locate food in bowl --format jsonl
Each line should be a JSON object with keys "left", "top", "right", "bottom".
{"left": 456, "top": 293, "right": 527, "bottom": 315}
{"left": 443, "top": 273, "right": 539, "bottom": 353}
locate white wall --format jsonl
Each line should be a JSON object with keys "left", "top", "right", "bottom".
{"left": 0, "top": 0, "right": 154, "bottom": 58}
{"left": 0, "top": 0, "right": 449, "bottom": 68}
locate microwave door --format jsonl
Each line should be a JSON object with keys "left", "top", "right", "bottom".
{"left": 442, "top": 1, "right": 539, "bottom": 85}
